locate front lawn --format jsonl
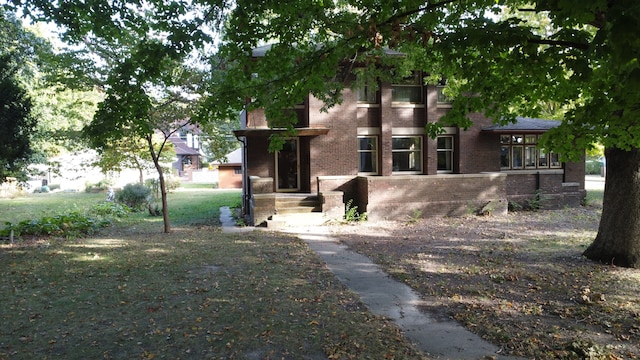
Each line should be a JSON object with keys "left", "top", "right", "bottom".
{"left": 0, "top": 189, "right": 424, "bottom": 359}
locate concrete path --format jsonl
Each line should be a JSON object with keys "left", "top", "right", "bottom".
{"left": 219, "top": 207, "right": 520, "bottom": 359}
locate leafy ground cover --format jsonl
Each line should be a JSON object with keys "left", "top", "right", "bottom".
{"left": 0, "top": 189, "right": 424, "bottom": 359}
{"left": 331, "top": 202, "right": 640, "bottom": 359}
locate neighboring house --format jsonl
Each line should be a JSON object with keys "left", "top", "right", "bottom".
{"left": 216, "top": 148, "right": 243, "bottom": 189}
{"left": 234, "top": 46, "right": 586, "bottom": 226}
{"left": 169, "top": 129, "right": 202, "bottom": 180}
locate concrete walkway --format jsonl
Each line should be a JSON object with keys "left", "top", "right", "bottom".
{"left": 219, "top": 207, "right": 520, "bottom": 359}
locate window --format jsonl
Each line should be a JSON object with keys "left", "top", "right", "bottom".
{"left": 392, "top": 72, "right": 423, "bottom": 104}
{"left": 500, "top": 134, "right": 561, "bottom": 170}
{"left": 358, "top": 136, "right": 378, "bottom": 174}
{"left": 436, "top": 85, "right": 453, "bottom": 105}
{"left": 234, "top": 167, "right": 242, "bottom": 175}
{"left": 392, "top": 136, "right": 422, "bottom": 173}
{"left": 437, "top": 136, "right": 454, "bottom": 172}
{"left": 357, "top": 84, "right": 377, "bottom": 104}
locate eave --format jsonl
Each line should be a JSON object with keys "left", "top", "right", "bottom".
{"left": 233, "top": 127, "right": 330, "bottom": 137}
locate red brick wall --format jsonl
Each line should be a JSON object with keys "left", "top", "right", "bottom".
{"left": 218, "top": 166, "right": 242, "bottom": 189}
{"left": 246, "top": 137, "right": 274, "bottom": 180}
{"left": 355, "top": 174, "right": 508, "bottom": 220}
{"left": 307, "top": 87, "right": 359, "bottom": 192}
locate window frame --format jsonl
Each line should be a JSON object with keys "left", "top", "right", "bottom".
{"left": 392, "top": 135, "right": 422, "bottom": 174}
{"left": 436, "top": 85, "right": 453, "bottom": 107}
{"left": 357, "top": 136, "right": 379, "bottom": 175}
{"left": 437, "top": 135, "right": 454, "bottom": 173}
{"left": 357, "top": 83, "right": 378, "bottom": 105}
{"left": 392, "top": 72, "right": 424, "bottom": 105}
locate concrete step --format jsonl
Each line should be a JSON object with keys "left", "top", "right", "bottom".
{"left": 275, "top": 195, "right": 320, "bottom": 206}
{"left": 266, "top": 212, "right": 327, "bottom": 229}
{"left": 275, "top": 205, "right": 322, "bottom": 214}
{"left": 275, "top": 194, "right": 322, "bottom": 214}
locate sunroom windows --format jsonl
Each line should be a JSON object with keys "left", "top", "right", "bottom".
{"left": 500, "top": 134, "right": 561, "bottom": 170}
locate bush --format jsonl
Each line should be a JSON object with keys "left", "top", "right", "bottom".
{"left": 1, "top": 211, "right": 111, "bottom": 238}
{"left": 90, "top": 202, "right": 130, "bottom": 217}
{"left": 116, "top": 183, "right": 151, "bottom": 211}
{"left": 85, "top": 179, "right": 112, "bottom": 193}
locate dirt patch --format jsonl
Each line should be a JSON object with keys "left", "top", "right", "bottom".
{"left": 325, "top": 206, "right": 640, "bottom": 359}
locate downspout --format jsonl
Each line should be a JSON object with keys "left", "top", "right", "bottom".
{"left": 235, "top": 135, "right": 250, "bottom": 217}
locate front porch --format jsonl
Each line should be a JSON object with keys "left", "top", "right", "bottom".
{"left": 244, "top": 171, "right": 585, "bottom": 227}
{"left": 247, "top": 176, "right": 344, "bottom": 226}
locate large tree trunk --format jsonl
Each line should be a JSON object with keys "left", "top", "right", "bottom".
{"left": 583, "top": 147, "right": 640, "bottom": 267}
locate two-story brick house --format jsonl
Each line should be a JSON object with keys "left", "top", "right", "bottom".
{"left": 234, "top": 46, "right": 586, "bottom": 226}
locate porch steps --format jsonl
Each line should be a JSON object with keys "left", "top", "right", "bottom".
{"left": 266, "top": 194, "right": 325, "bottom": 228}
{"left": 275, "top": 194, "right": 322, "bottom": 213}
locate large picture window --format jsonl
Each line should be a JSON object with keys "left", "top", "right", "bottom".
{"left": 392, "top": 136, "right": 422, "bottom": 173}
{"left": 358, "top": 136, "right": 378, "bottom": 174}
{"left": 500, "top": 134, "right": 561, "bottom": 170}
{"left": 392, "top": 72, "right": 423, "bottom": 104}
{"left": 437, "top": 136, "right": 454, "bottom": 172}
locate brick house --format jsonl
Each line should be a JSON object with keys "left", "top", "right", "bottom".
{"left": 234, "top": 47, "right": 586, "bottom": 226}
{"left": 216, "top": 148, "right": 242, "bottom": 189}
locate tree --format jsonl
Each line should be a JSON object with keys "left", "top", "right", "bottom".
{"left": 92, "top": 135, "right": 176, "bottom": 185}
{"left": 8, "top": 0, "right": 219, "bottom": 233}
{"left": 0, "top": 54, "right": 35, "bottom": 183}
{"left": 84, "top": 67, "right": 196, "bottom": 233}
{"left": 207, "top": 0, "right": 640, "bottom": 267}
{"left": 11, "top": 0, "right": 640, "bottom": 264}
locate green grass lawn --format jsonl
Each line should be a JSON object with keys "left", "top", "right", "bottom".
{"left": 0, "top": 188, "right": 424, "bottom": 359}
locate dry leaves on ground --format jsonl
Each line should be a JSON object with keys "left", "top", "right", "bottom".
{"left": 329, "top": 207, "right": 640, "bottom": 359}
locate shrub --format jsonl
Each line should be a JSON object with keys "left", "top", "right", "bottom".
{"left": 85, "top": 179, "right": 112, "bottom": 193}
{"left": 116, "top": 183, "right": 151, "bottom": 211}
{"left": 90, "top": 202, "right": 130, "bottom": 217}
{"left": 1, "top": 211, "right": 110, "bottom": 238}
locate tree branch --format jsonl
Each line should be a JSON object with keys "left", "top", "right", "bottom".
{"left": 527, "top": 38, "right": 589, "bottom": 50}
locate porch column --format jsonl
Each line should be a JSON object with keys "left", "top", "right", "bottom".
{"left": 379, "top": 82, "right": 393, "bottom": 176}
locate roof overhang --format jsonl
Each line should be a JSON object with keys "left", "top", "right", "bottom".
{"left": 482, "top": 117, "right": 561, "bottom": 133}
{"left": 233, "top": 127, "right": 330, "bottom": 137}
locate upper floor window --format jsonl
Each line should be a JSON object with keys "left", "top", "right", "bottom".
{"left": 357, "top": 84, "right": 377, "bottom": 104}
{"left": 392, "top": 136, "right": 422, "bottom": 173}
{"left": 500, "top": 134, "right": 561, "bottom": 170}
{"left": 392, "top": 72, "right": 423, "bottom": 104}
{"left": 437, "top": 136, "right": 454, "bottom": 173}
{"left": 358, "top": 136, "right": 378, "bottom": 174}
{"left": 436, "top": 85, "right": 453, "bottom": 106}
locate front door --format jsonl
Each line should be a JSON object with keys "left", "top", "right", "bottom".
{"left": 276, "top": 139, "right": 300, "bottom": 191}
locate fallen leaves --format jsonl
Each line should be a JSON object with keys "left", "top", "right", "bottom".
{"left": 337, "top": 207, "right": 640, "bottom": 359}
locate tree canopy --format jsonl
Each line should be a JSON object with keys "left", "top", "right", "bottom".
{"left": 7, "top": 0, "right": 640, "bottom": 264}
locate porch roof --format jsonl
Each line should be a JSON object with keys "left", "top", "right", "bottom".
{"left": 482, "top": 117, "right": 561, "bottom": 133}
{"left": 233, "top": 127, "right": 330, "bottom": 137}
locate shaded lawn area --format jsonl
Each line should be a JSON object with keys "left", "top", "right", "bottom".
{"left": 333, "top": 204, "right": 640, "bottom": 359}
{"left": 0, "top": 189, "right": 425, "bottom": 359}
